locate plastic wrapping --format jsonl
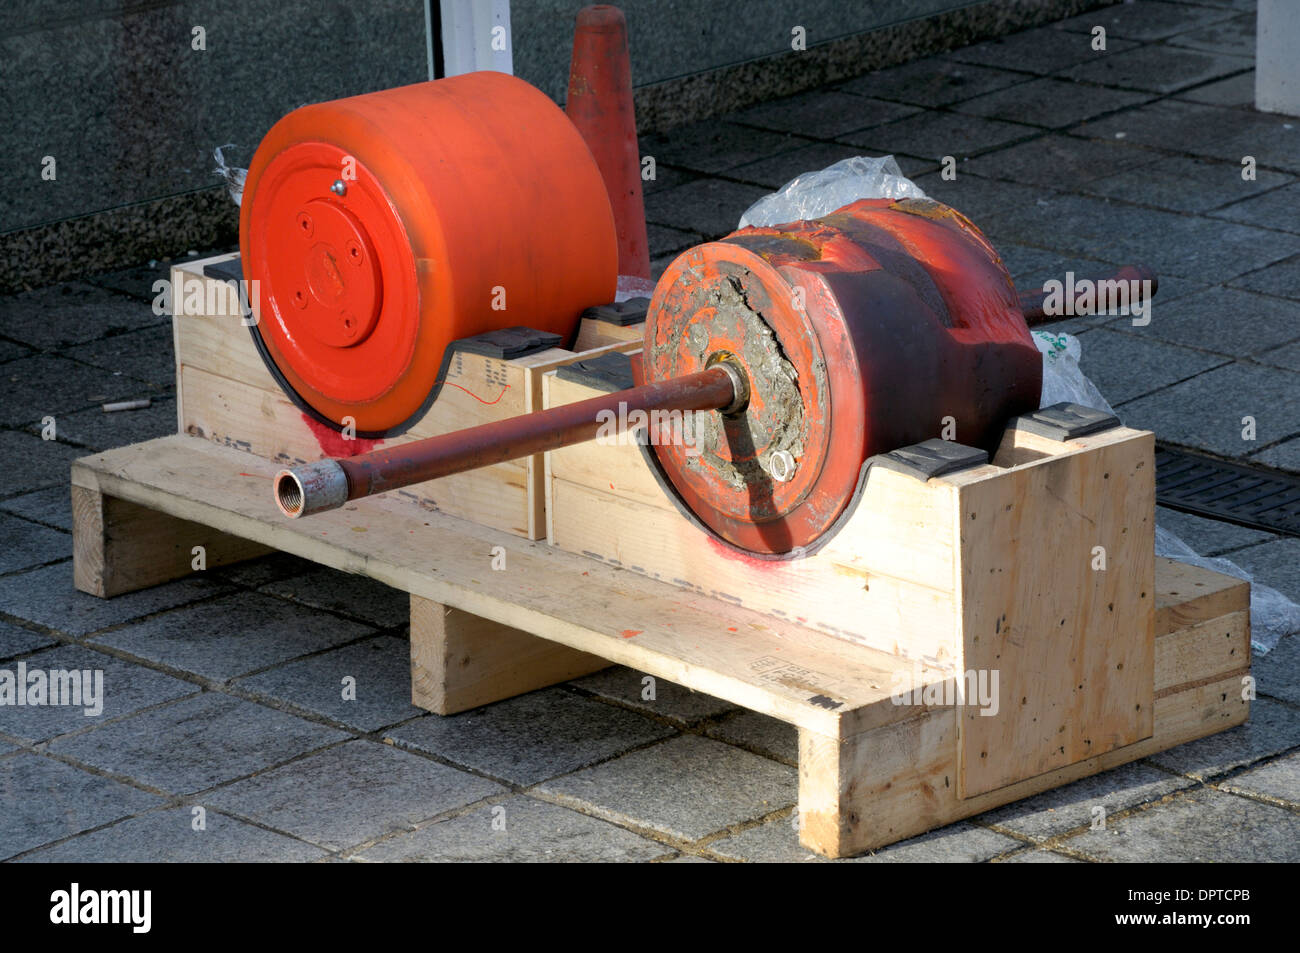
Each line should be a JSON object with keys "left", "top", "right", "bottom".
{"left": 1034, "top": 331, "right": 1299, "bottom": 653}
{"left": 212, "top": 144, "right": 247, "bottom": 207}
{"left": 737, "top": 155, "right": 928, "bottom": 229}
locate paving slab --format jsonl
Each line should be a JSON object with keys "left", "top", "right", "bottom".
{"left": 18, "top": 805, "right": 328, "bottom": 862}
{"left": 1175, "top": 69, "right": 1256, "bottom": 106}
{"left": 0, "top": 620, "right": 56, "bottom": 660}
{"left": 1252, "top": 436, "right": 1300, "bottom": 472}
{"left": 0, "top": 430, "right": 82, "bottom": 497}
{"left": 840, "top": 110, "right": 1038, "bottom": 161}
{"left": 258, "top": 566, "right": 408, "bottom": 628}
{"left": 912, "top": 173, "right": 1062, "bottom": 229}
{"left": 0, "top": 643, "right": 196, "bottom": 743}
{"left": 1060, "top": 45, "right": 1251, "bottom": 95}
{"left": 1058, "top": 787, "right": 1300, "bottom": 862}
{"left": 0, "top": 752, "right": 161, "bottom": 860}
{"left": 1223, "top": 537, "right": 1300, "bottom": 602}
{"left": 643, "top": 177, "right": 772, "bottom": 238}
{"left": 357, "top": 794, "right": 663, "bottom": 863}
{"left": 208, "top": 739, "right": 503, "bottom": 851}
{"left": 0, "top": 486, "right": 73, "bottom": 530}
{"left": 964, "top": 133, "right": 1162, "bottom": 187}
{"left": 840, "top": 56, "right": 1030, "bottom": 107}
{"left": 385, "top": 687, "right": 674, "bottom": 786}
{"left": 536, "top": 735, "right": 795, "bottom": 842}
{"left": 0, "top": 339, "right": 31, "bottom": 363}
{"left": 1219, "top": 750, "right": 1300, "bottom": 806}
{"left": 638, "top": 120, "right": 808, "bottom": 175}
{"left": 0, "top": 281, "right": 165, "bottom": 351}
{"left": 1, "top": 354, "right": 151, "bottom": 428}
{"left": 710, "top": 816, "right": 1020, "bottom": 863}
{"left": 1255, "top": 338, "right": 1300, "bottom": 374}
{"left": 1054, "top": 1, "right": 1238, "bottom": 41}
{"left": 1129, "top": 286, "right": 1300, "bottom": 357}
{"left": 47, "top": 692, "right": 349, "bottom": 794}
{"left": 1084, "top": 155, "right": 1291, "bottom": 213}
{"left": 729, "top": 141, "right": 870, "bottom": 190}
{"left": 947, "top": 26, "right": 1140, "bottom": 75}
{"left": 986, "top": 191, "right": 1300, "bottom": 281}
{"left": 703, "top": 709, "right": 798, "bottom": 764}
{"left": 1118, "top": 362, "right": 1300, "bottom": 457}
{"left": 212, "top": 551, "right": 314, "bottom": 589}
{"left": 0, "top": 561, "right": 230, "bottom": 637}
{"left": 31, "top": 395, "right": 176, "bottom": 453}
{"left": 1155, "top": 506, "right": 1276, "bottom": 556}
{"left": 569, "top": 665, "right": 736, "bottom": 726}
{"left": 1210, "top": 182, "right": 1300, "bottom": 234}
{"left": 1145, "top": 697, "right": 1300, "bottom": 781}
{"left": 1072, "top": 100, "right": 1300, "bottom": 174}
{"left": 0, "top": 511, "right": 67, "bottom": 574}
{"left": 953, "top": 77, "right": 1152, "bottom": 129}
{"left": 92, "top": 591, "right": 373, "bottom": 681}
{"left": 999, "top": 848, "right": 1084, "bottom": 862}
{"left": 733, "top": 89, "right": 918, "bottom": 139}
{"left": 646, "top": 223, "right": 702, "bottom": 258}
{"left": 975, "top": 762, "right": 1194, "bottom": 840}
{"left": 236, "top": 635, "right": 423, "bottom": 732}
{"left": 85, "top": 259, "right": 173, "bottom": 303}
{"left": 1167, "top": 12, "right": 1257, "bottom": 57}
{"left": 63, "top": 324, "right": 176, "bottom": 390}
{"left": 1077, "top": 328, "right": 1229, "bottom": 405}
{"left": 1253, "top": 633, "right": 1300, "bottom": 705}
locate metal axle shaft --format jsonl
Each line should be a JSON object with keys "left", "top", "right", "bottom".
{"left": 275, "top": 362, "right": 743, "bottom": 518}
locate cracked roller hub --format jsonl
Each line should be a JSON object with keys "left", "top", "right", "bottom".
{"left": 240, "top": 71, "right": 618, "bottom": 436}
{"left": 643, "top": 197, "right": 1043, "bottom": 555}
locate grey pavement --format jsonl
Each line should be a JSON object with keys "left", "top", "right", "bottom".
{"left": 0, "top": 0, "right": 1296, "bottom": 861}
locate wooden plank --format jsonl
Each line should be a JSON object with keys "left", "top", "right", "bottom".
{"left": 956, "top": 430, "right": 1155, "bottom": 797}
{"left": 410, "top": 595, "right": 609, "bottom": 714}
{"left": 573, "top": 316, "right": 644, "bottom": 351}
{"left": 70, "top": 435, "right": 917, "bottom": 738}
{"left": 72, "top": 483, "right": 270, "bottom": 597}
{"left": 1155, "top": 610, "right": 1250, "bottom": 696}
{"left": 798, "top": 672, "right": 1249, "bottom": 858}
{"left": 1155, "top": 557, "right": 1251, "bottom": 634}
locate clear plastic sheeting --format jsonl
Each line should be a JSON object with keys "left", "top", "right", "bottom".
{"left": 1034, "top": 330, "right": 1299, "bottom": 653}
{"left": 737, "top": 155, "right": 928, "bottom": 229}
{"left": 213, "top": 144, "right": 247, "bottom": 207}
{"left": 1033, "top": 331, "right": 1115, "bottom": 416}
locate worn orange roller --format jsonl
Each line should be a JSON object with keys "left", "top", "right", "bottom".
{"left": 240, "top": 71, "right": 618, "bottom": 436}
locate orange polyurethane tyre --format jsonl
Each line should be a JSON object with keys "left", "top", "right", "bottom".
{"left": 240, "top": 71, "right": 618, "bottom": 435}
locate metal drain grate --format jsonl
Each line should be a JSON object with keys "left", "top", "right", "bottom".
{"left": 1156, "top": 445, "right": 1300, "bottom": 538}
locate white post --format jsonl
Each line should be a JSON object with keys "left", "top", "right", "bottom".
{"left": 440, "top": 0, "right": 513, "bottom": 77}
{"left": 1257, "top": 0, "right": 1300, "bottom": 116}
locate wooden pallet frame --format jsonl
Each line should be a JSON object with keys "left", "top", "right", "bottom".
{"left": 64, "top": 252, "right": 1252, "bottom": 858}
{"left": 71, "top": 432, "right": 1250, "bottom": 857}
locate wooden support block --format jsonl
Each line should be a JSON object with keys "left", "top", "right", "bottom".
{"left": 170, "top": 255, "right": 644, "bottom": 539}
{"left": 71, "top": 483, "right": 269, "bottom": 597}
{"left": 409, "top": 594, "right": 609, "bottom": 714}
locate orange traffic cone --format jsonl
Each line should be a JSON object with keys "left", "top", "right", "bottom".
{"left": 566, "top": 5, "right": 650, "bottom": 280}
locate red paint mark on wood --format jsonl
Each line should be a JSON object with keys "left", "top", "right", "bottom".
{"left": 620, "top": 629, "right": 642, "bottom": 639}
{"left": 727, "top": 627, "right": 737, "bottom": 632}
{"left": 301, "top": 413, "right": 380, "bottom": 457}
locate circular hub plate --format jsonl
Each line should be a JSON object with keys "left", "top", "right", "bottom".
{"left": 244, "top": 141, "right": 422, "bottom": 432}
{"left": 644, "top": 249, "right": 839, "bottom": 554}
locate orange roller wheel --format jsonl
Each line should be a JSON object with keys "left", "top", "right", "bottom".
{"left": 240, "top": 71, "right": 618, "bottom": 436}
